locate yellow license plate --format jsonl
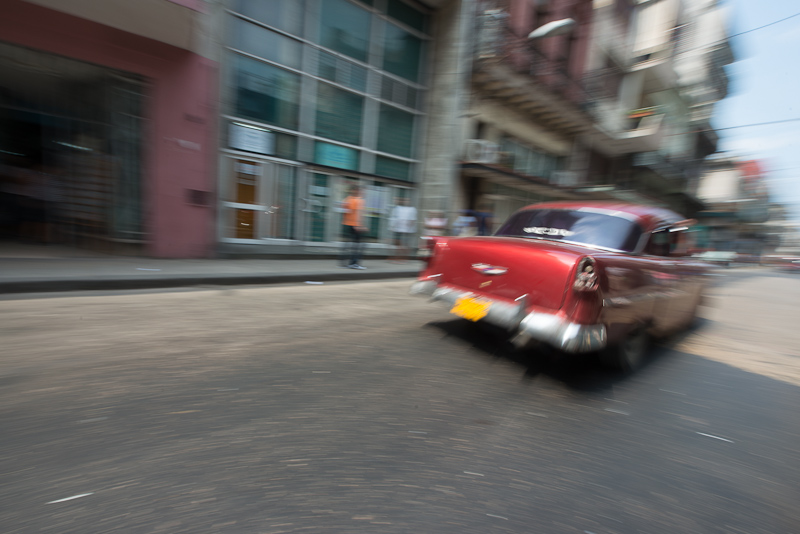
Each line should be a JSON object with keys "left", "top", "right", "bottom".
{"left": 450, "top": 296, "right": 491, "bottom": 322}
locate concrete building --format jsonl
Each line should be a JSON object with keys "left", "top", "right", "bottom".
{"left": 694, "top": 155, "right": 773, "bottom": 254}
{"left": 0, "top": 0, "right": 735, "bottom": 258}
{"left": 580, "top": 0, "right": 733, "bottom": 217}
{"left": 215, "top": 0, "right": 441, "bottom": 257}
{"left": 0, "top": 0, "right": 218, "bottom": 257}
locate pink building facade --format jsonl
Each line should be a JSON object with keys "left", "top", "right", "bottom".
{"left": 0, "top": 0, "right": 218, "bottom": 257}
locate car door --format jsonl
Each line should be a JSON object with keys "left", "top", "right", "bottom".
{"left": 642, "top": 227, "right": 683, "bottom": 334}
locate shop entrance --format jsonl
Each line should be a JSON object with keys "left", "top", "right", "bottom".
{"left": 220, "top": 156, "right": 298, "bottom": 242}
{"left": 0, "top": 41, "right": 145, "bottom": 251}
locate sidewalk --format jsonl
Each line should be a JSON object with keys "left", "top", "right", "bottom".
{"left": 0, "top": 244, "right": 422, "bottom": 295}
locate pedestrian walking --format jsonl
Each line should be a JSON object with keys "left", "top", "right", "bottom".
{"left": 388, "top": 197, "right": 417, "bottom": 262}
{"left": 454, "top": 209, "right": 478, "bottom": 237}
{"left": 475, "top": 204, "right": 494, "bottom": 236}
{"left": 424, "top": 210, "right": 448, "bottom": 237}
{"left": 340, "top": 184, "right": 367, "bottom": 269}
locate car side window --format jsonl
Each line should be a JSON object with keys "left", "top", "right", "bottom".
{"left": 645, "top": 229, "right": 688, "bottom": 257}
{"left": 645, "top": 230, "right": 672, "bottom": 257}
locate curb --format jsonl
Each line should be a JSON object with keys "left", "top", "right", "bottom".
{"left": 0, "top": 269, "right": 420, "bottom": 295}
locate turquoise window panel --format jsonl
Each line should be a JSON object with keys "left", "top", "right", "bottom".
{"left": 234, "top": 0, "right": 305, "bottom": 36}
{"left": 319, "top": 0, "right": 371, "bottom": 63}
{"left": 376, "top": 156, "right": 411, "bottom": 181}
{"left": 383, "top": 23, "right": 422, "bottom": 82}
{"left": 231, "top": 17, "right": 302, "bottom": 69}
{"left": 387, "top": 0, "right": 425, "bottom": 32}
{"left": 377, "top": 104, "right": 414, "bottom": 158}
{"left": 314, "top": 142, "right": 359, "bottom": 171}
{"left": 234, "top": 54, "right": 300, "bottom": 130}
{"left": 316, "top": 83, "right": 364, "bottom": 146}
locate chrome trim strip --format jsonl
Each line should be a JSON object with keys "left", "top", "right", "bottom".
{"left": 518, "top": 313, "right": 606, "bottom": 353}
{"left": 410, "top": 282, "right": 606, "bottom": 353}
{"left": 471, "top": 263, "right": 508, "bottom": 275}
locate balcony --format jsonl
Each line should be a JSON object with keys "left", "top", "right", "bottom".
{"left": 616, "top": 109, "right": 666, "bottom": 153}
{"left": 473, "top": 9, "right": 600, "bottom": 141}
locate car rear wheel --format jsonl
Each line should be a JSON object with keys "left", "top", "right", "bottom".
{"left": 602, "top": 327, "right": 649, "bottom": 373}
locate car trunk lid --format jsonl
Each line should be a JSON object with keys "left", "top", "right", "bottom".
{"left": 433, "top": 237, "right": 584, "bottom": 311}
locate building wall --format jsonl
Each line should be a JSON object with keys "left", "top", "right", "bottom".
{"left": 419, "top": 0, "right": 476, "bottom": 217}
{"left": 1, "top": 0, "right": 218, "bottom": 258}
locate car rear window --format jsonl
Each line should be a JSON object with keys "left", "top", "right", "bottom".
{"left": 495, "top": 209, "right": 644, "bottom": 252}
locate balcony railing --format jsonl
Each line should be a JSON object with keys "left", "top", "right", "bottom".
{"left": 475, "top": 8, "right": 591, "bottom": 106}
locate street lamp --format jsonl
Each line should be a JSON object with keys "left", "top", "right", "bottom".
{"left": 528, "top": 18, "right": 576, "bottom": 39}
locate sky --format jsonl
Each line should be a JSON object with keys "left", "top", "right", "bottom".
{"left": 713, "top": 0, "right": 800, "bottom": 223}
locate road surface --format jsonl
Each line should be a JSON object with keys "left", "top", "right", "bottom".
{"left": 1, "top": 270, "right": 799, "bottom": 533}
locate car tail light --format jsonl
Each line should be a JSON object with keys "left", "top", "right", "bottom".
{"left": 573, "top": 257, "right": 598, "bottom": 292}
{"left": 419, "top": 236, "right": 443, "bottom": 264}
{"left": 567, "top": 256, "right": 602, "bottom": 325}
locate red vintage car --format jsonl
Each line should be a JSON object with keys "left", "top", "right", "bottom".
{"left": 411, "top": 201, "right": 710, "bottom": 371}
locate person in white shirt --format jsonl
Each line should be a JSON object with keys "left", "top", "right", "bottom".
{"left": 388, "top": 197, "right": 417, "bottom": 262}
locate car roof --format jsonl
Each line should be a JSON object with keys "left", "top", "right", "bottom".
{"left": 518, "top": 201, "right": 686, "bottom": 232}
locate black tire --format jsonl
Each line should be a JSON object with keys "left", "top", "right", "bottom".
{"left": 602, "top": 327, "right": 649, "bottom": 373}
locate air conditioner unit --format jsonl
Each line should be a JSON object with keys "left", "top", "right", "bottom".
{"left": 551, "top": 171, "right": 578, "bottom": 186}
{"left": 464, "top": 139, "right": 499, "bottom": 164}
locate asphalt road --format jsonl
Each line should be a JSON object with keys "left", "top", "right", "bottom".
{"left": 1, "top": 271, "right": 799, "bottom": 533}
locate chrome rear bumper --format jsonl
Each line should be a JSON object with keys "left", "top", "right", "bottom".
{"left": 411, "top": 279, "right": 606, "bottom": 353}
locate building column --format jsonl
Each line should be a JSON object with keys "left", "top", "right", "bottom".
{"left": 418, "top": 0, "right": 476, "bottom": 223}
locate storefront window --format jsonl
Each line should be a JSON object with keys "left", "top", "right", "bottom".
{"left": 0, "top": 42, "right": 145, "bottom": 245}
{"left": 307, "top": 173, "right": 330, "bottom": 242}
{"left": 377, "top": 104, "right": 414, "bottom": 158}
{"left": 230, "top": 17, "right": 302, "bottom": 69}
{"left": 234, "top": 0, "right": 305, "bottom": 36}
{"left": 271, "top": 165, "right": 296, "bottom": 239}
{"left": 320, "top": 0, "right": 371, "bottom": 63}
{"left": 362, "top": 182, "right": 389, "bottom": 241}
{"left": 316, "top": 83, "right": 364, "bottom": 146}
{"left": 383, "top": 22, "right": 422, "bottom": 82}
{"left": 233, "top": 54, "right": 300, "bottom": 130}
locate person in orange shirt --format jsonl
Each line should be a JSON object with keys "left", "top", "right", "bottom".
{"left": 340, "top": 184, "right": 367, "bottom": 269}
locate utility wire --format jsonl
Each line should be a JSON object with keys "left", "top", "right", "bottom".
{"left": 711, "top": 118, "right": 800, "bottom": 132}
{"left": 727, "top": 11, "right": 800, "bottom": 40}
{"left": 666, "top": 117, "right": 800, "bottom": 135}
{"left": 679, "top": 10, "right": 800, "bottom": 54}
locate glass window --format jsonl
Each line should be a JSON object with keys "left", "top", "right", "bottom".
{"left": 495, "top": 209, "right": 644, "bottom": 252}
{"left": 233, "top": 54, "right": 300, "bottom": 130}
{"left": 387, "top": 0, "right": 425, "bottom": 32}
{"left": 272, "top": 165, "right": 296, "bottom": 239}
{"left": 317, "top": 50, "right": 368, "bottom": 92}
{"left": 377, "top": 104, "right": 414, "bottom": 158}
{"left": 383, "top": 22, "right": 422, "bottom": 82}
{"left": 319, "top": 0, "right": 371, "bottom": 63}
{"left": 234, "top": 0, "right": 304, "bottom": 36}
{"left": 316, "top": 83, "right": 364, "bottom": 145}
{"left": 381, "top": 76, "right": 418, "bottom": 109}
{"left": 233, "top": 159, "right": 260, "bottom": 204}
{"left": 307, "top": 173, "right": 329, "bottom": 242}
{"left": 314, "top": 141, "right": 359, "bottom": 171}
{"left": 274, "top": 133, "right": 297, "bottom": 160}
{"left": 230, "top": 17, "right": 302, "bottom": 69}
{"left": 376, "top": 155, "right": 411, "bottom": 181}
